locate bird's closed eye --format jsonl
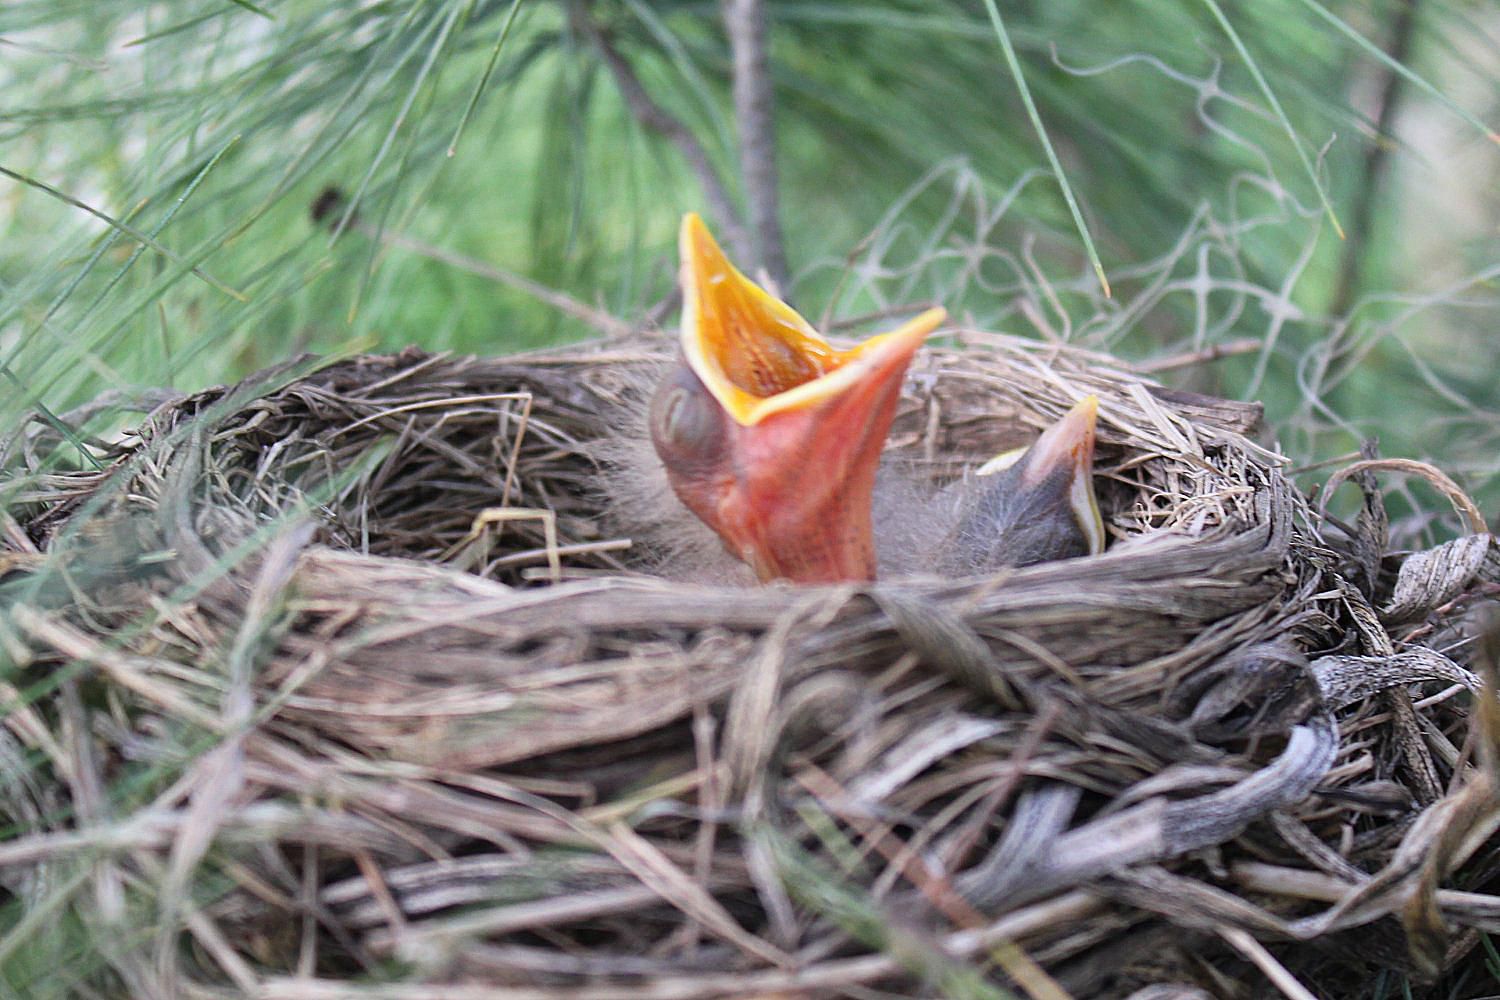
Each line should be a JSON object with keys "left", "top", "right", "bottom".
{"left": 657, "top": 389, "right": 687, "bottom": 438}
{"left": 650, "top": 374, "right": 726, "bottom": 469}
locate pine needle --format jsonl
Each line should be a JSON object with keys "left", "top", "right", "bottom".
{"left": 0, "top": 367, "right": 100, "bottom": 471}
{"left": 330, "top": 1, "right": 468, "bottom": 247}
{"left": 1293, "top": 0, "right": 1500, "bottom": 146}
{"left": 1200, "top": 0, "right": 1347, "bottom": 239}
{"left": 223, "top": 0, "right": 274, "bottom": 19}
{"left": 979, "top": 0, "right": 1111, "bottom": 299}
{"left": 448, "top": 0, "right": 527, "bottom": 158}
{"left": 0, "top": 164, "right": 247, "bottom": 301}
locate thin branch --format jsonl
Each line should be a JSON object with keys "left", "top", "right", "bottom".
{"left": 1136, "top": 336, "right": 1263, "bottom": 373}
{"left": 1218, "top": 925, "right": 1318, "bottom": 1000}
{"left": 310, "top": 188, "right": 632, "bottom": 338}
{"left": 1329, "top": 0, "right": 1419, "bottom": 317}
{"left": 365, "top": 227, "right": 633, "bottom": 339}
{"left": 568, "top": 0, "right": 748, "bottom": 262}
{"left": 1320, "top": 457, "right": 1488, "bottom": 535}
{"left": 722, "top": 0, "right": 787, "bottom": 290}
{"left": 1294, "top": 0, "right": 1499, "bottom": 145}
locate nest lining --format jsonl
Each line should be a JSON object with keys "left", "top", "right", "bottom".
{"left": 2, "top": 332, "right": 1498, "bottom": 999}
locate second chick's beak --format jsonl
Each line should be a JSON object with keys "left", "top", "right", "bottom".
{"left": 650, "top": 214, "right": 946, "bottom": 584}
{"left": 941, "top": 395, "right": 1106, "bottom": 573}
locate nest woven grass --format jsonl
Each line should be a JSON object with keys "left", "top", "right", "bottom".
{"left": 4, "top": 333, "right": 1500, "bottom": 999}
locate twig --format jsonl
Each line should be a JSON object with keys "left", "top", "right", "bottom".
{"left": 183, "top": 907, "right": 261, "bottom": 994}
{"left": 267, "top": 893, "right": 1102, "bottom": 999}
{"left": 569, "top": 1, "right": 749, "bottom": 262}
{"left": 299, "top": 840, "right": 321, "bottom": 977}
{"left": 1320, "top": 458, "right": 1488, "bottom": 535}
{"left": 355, "top": 848, "right": 409, "bottom": 945}
{"left": 1137, "top": 337, "right": 1264, "bottom": 373}
{"left": 816, "top": 229, "right": 878, "bottom": 332}
{"left": 793, "top": 766, "right": 1073, "bottom": 1000}
{"left": 692, "top": 705, "right": 721, "bottom": 935}
{"left": 604, "top": 821, "right": 795, "bottom": 969}
{"left": 722, "top": 0, "right": 787, "bottom": 290}
{"left": 1289, "top": 450, "right": 1363, "bottom": 475}
{"left": 1218, "top": 925, "right": 1318, "bottom": 1000}
{"left": 1229, "top": 859, "right": 1500, "bottom": 923}
{"left": 825, "top": 300, "right": 943, "bottom": 333}
{"left": 12, "top": 606, "right": 222, "bottom": 731}
{"left": 333, "top": 209, "right": 633, "bottom": 339}
{"left": 1328, "top": 0, "right": 1419, "bottom": 317}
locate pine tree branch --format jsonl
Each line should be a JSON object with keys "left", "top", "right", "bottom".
{"left": 722, "top": 0, "right": 788, "bottom": 290}
{"left": 310, "top": 188, "right": 633, "bottom": 338}
{"left": 1329, "top": 0, "right": 1419, "bottom": 317}
{"left": 567, "top": 0, "right": 749, "bottom": 263}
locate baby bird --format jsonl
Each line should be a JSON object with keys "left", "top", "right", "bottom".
{"left": 936, "top": 395, "right": 1105, "bottom": 574}
{"left": 648, "top": 213, "right": 945, "bottom": 583}
{"left": 643, "top": 212, "right": 1104, "bottom": 585}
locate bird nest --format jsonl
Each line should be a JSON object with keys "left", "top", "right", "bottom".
{"left": 3, "top": 334, "right": 1499, "bottom": 999}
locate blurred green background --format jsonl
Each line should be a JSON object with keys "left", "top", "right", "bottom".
{"left": 2, "top": 0, "right": 1498, "bottom": 539}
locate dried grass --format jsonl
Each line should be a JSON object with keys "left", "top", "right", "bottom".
{"left": 2, "top": 333, "right": 1499, "bottom": 999}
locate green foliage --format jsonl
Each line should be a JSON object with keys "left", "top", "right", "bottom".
{"left": 0, "top": 3, "right": 1496, "bottom": 456}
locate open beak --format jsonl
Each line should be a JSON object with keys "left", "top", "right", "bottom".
{"left": 653, "top": 213, "right": 946, "bottom": 583}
